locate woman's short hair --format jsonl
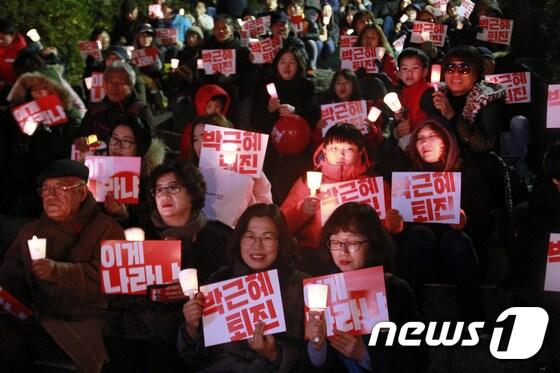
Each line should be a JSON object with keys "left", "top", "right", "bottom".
{"left": 228, "top": 204, "right": 295, "bottom": 271}
{"left": 148, "top": 160, "right": 206, "bottom": 212}
{"left": 324, "top": 123, "right": 366, "bottom": 150}
{"left": 442, "top": 46, "right": 485, "bottom": 82}
{"left": 320, "top": 202, "right": 396, "bottom": 273}
{"left": 271, "top": 46, "right": 307, "bottom": 80}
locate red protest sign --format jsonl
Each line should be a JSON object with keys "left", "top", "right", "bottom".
{"left": 89, "top": 72, "right": 105, "bottom": 103}
{"left": 202, "top": 49, "right": 236, "bottom": 76}
{"left": 547, "top": 84, "right": 560, "bottom": 128}
{"left": 291, "top": 15, "right": 304, "bottom": 34}
{"left": 200, "top": 269, "right": 286, "bottom": 346}
{"left": 0, "top": 286, "right": 33, "bottom": 320}
{"left": 476, "top": 16, "right": 514, "bottom": 46}
{"left": 84, "top": 156, "right": 142, "bottom": 204}
{"left": 11, "top": 94, "right": 68, "bottom": 132}
{"left": 303, "top": 266, "right": 388, "bottom": 336}
{"left": 321, "top": 100, "right": 369, "bottom": 136}
{"left": 339, "top": 35, "right": 358, "bottom": 49}
{"left": 485, "top": 72, "right": 530, "bottom": 104}
{"left": 199, "top": 125, "right": 269, "bottom": 177}
{"left": 545, "top": 234, "right": 560, "bottom": 292}
{"left": 100, "top": 240, "right": 181, "bottom": 295}
{"left": 249, "top": 37, "right": 281, "bottom": 64}
{"left": 340, "top": 47, "right": 378, "bottom": 73}
{"left": 242, "top": 16, "right": 270, "bottom": 37}
{"left": 131, "top": 47, "right": 159, "bottom": 67}
{"left": 320, "top": 177, "right": 386, "bottom": 225}
{"left": 78, "top": 41, "right": 102, "bottom": 61}
{"left": 411, "top": 21, "right": 448, "bottom": 47}
{"left": 391, "top": 172, "right": 462, "bottom": 224}
{"left": 155, "top": 28, "right": 177, "bottom": 46}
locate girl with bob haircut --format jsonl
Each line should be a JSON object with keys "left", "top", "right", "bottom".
{"left": 178, "top": 203, "right": 307, "bottom": 372}
{"left": 305, "top": 202, "right": 423, "bottom": 373}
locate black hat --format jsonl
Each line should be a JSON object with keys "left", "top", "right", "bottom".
{"left": 37, "top": 159, "right": 90, "bottom": 185}
{"left": 270, "top": 11, "right": 289, "bottom": 25}
{"left": 104, "top": 45, "right": 129, "bottom": 61}
{"left": 136, "top": 23, "right": 155, "bottom": 36}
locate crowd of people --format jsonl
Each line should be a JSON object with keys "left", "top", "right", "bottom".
{"left": 0, "top": 0, "right": 558, "bottom": 372}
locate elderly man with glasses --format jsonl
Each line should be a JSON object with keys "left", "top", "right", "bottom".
{"left": 0, "top": 159, "right": 124, "bottom": 372}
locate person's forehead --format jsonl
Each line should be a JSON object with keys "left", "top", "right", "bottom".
{"left": 156, "top": 172, "right": 179, "bottom": 184}
{"left": 401, "top": 56, "right": 423, "bottom": 66}
{"left": 327, "top": 141, "right": 358, "bottom": 147}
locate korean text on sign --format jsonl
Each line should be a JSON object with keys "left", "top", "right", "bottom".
{"left": 321, "top": 100, "right": 369, "bottom": 136}
{"left": 199, "top": 124, "right": 269, "bottom": 177}
{"left": 89, "top": 72, "right": 105, "bottom": 103}
{"left": 131, "top": 48, "right": 159, "bottom": 67}
{"left": 320, "top": 177, "right": 386, "bottom": 225}
{"left": 242, "top": 16, "right": 270, "bottom": 37}
{"left": 410, "top": 21, "right": 448, "bottom": 47}
{"left": 250, "top": 37, "right": 281, "bottom": 64}
{"left": 340, "top": 47, "right": 378, "bottom": 73}
{"left": 0, "top": 286, "right": 33, "bottom": 320}
{"left": 339, "top": 35, "right": 358, "bottom": 49}
{"left": 84, "top": 156, "right": 141, "bottom": 204}
{"left": 545, "top": 233, "right": 560, "bottom": 292}
{"left": 202, "top": 49, "right": 236, "bottom": 76}
{"left": 155, "top": 28, "right": 178, "bottom": 46}
{"left": 78, "top": 41, "right": 102, "bottom": 60}
{"left": 200, "top": 269, "right": 286, "bottom": 347}
{"left": 457, "top": 0, "right": 475, "bottom": 19}
{"left": 391, "top": 172, "right": 462, "bottom": 224}
{"left": 485, "top": 72, "right": 530, "bottom": 104}
{"left": 547, "top": 84, "right": 560, "bottom": 128}
{"left": 100, "top": 240, "right": 181, "bottom": 295}
{"left": 476, "top": 16, "right": 514, "bottom": 46}
{"left": 11, "top": 94, "right": 68, "bottom": 131}
{"left": 303, "top": 266, "right": 388, "bottom": 336}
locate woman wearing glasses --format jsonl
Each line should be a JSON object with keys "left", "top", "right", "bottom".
{"left": 105, "top": 160, "right": 230, "bottom": 371}
{"left": 178, "top": 203, "right": 307, "bottom": 372}
{"left": 432, "top": 46, "right": 506, "bottom": 159}
{"left": 305, "top": 202, "right": 423, "bottom": 373}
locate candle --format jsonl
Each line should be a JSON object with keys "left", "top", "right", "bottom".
{"left": 346, "top": 28, "right": 354, "bottom": 35}
{"left": 431, "top": 64, "right": 442, "bottom": 91}
{"left": 179, "top": 8, "right": 185, "bottom": 16}
{"left": 27, "top": 235, "right": 47, "bottom": 260}
{"left": 22, "top": 119, "right": 38, "bottom": 136}
{"left": 197, "top": 59, "right": 203, "bottom": 70}
{"left": 421, "top": 31, "right": 431, "bottom": 43}
{"left": 375, "top": 47, "right": 385, "bottom": 60}
{"left": 179, "top": 268, "right": 198, "bottom": 297}
{"left": 84, "top": 77, "right": 93, "bottom": 90}
{"left": 399, "top": 14, "right": 409, "bottom": 23}
{"left": 124, "top": 227, "right": 145, "bottom": 241}
{"left": 266, "top": 83, "right": 278, "bottom": 99}
{"left": 367, "top": 106, "right": 382, "bottom": 122}
{"left": 96, "top": 40, "right": 102, "bottom": 50}
{"left": 383, "top": 92, "right": 402, "bottom": 112}
{"left": 306, "top": 283, "right": 329, "bottom": 343}
{"left": 307, "top": 171, "right": 323, "bottom": 197}
{"left": 170, "top": 58, "right": 179, "bottom": 69}
{"left": 222, "top": 142, "right": 237, "bottom": 165}
{"left": 26, "top": 29, "right": 41, "bottom": 42}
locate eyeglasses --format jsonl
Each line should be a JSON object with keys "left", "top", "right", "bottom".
{"left": 328, "top": 240, "right": 368, "bottom": 253}
{"left": 37, "top": 183, "right": 85, "bottom": 197}
{"left": 108, "top": 136, "right": 136, "bottom": 149}
{"left": 443, "top": 63, "right": 471, "bottom": 75}
{"left": 150, "top": 183, "right": 183, "bottom": 197}
{"left": 241, "top": 233, "right": 279, "bottom": 248}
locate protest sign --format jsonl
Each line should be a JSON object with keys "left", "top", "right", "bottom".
{"left": 249, "top": 37, "right": 281, "bottom": 64}
{"left": 11, "top": 94, "right": 68, "bottom": 133}
{"left": 340, "top": 47, "right": 378, "bottom": 73}
{"left": 391, "top": 172, "right": 461, "bottom": 224}
{"left": 545, "top": 234, "right": 560, "bottom": 292}
{"left": 320, "top": 177, "right": 386, "bottom": 225}
{"left": 485, "top": 72, "right": 530, "bottom": 104}
{"left": 476, "top": 16, "right": 514, "bottom": 46}
{"left": 155, "top": 28, "right": 178, "bottom": 46}
{"left": 84, "top": 156, "right": 142, "bottom": 204}
{"left": 201, "top": 269, "right": 286, "bottom": 346}
{"left": 199, "top": 125, "right": 268, "bottom": 177}
{"left": 303, "top": 266, "right": 388, "bottom": 336}
{"left": 242, "top": 16, "right": 270, "bottom": 37}
{"left": 291, "top": 15, "right": 304, "bottom": 34}
{"left": 202, "top": 49, "right": 236, "bottom": 76}
{"left": 547, "top": 84, "right": 560, "bottom": 128}
{"left": 321, "top": 100, "right": 369, "bottom": 136}
{"left": 131, "top": 47, "right": 159, "bottom": 67}
{"left": 410, "top": 21, "right": 448, "bottom": 47}
{"left": 89, "top": 71, "right": 105, "bottom": 103}
{"left": 457, "top": 0, "right": 475, "bottom": 19}
{"left": 0, "top": 286, "right": 33, "bottom": 320}
{"left": 100, "top": 240, "right": 181, "bottom": 294}
{"left": 78, "top": 41, "right": 102, "bottom": 60}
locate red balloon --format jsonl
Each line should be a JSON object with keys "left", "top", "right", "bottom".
{"left": 271, "top": 114, "right": 311, "bottom": 155}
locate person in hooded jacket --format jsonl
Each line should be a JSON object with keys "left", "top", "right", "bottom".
{"left": 178, "top": 203, "right": 307, "bottom": 372}
{"left": 0, "top": 18, "right": 28, "bottom": 87}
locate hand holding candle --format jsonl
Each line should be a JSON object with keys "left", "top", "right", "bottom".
{"left": 266, "top": 83, "right": 278, "bottom": 99}
{"left": 306, "top": 283, "right": 329, "bottom": 343}
{"left": 431, "top": 64, "right": 441, "bottom": 91}
{"left": 28, "top": 235, "right": 46, "bottom": 260}
{"left": 307, "top": 171, "right": 323, "bottom": 197}
{"left": 179, "top": 268, "right": 198, "bottom": 298}
{"left": 26, "top": 29, "right": 41, "bottom": 42}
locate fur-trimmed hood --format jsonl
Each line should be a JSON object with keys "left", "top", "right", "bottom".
{"left": 8, "top": 71, "right": 73, "bottom": 110}
{"left": 142, "top": 137, "right": 167, "bottom": 176}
